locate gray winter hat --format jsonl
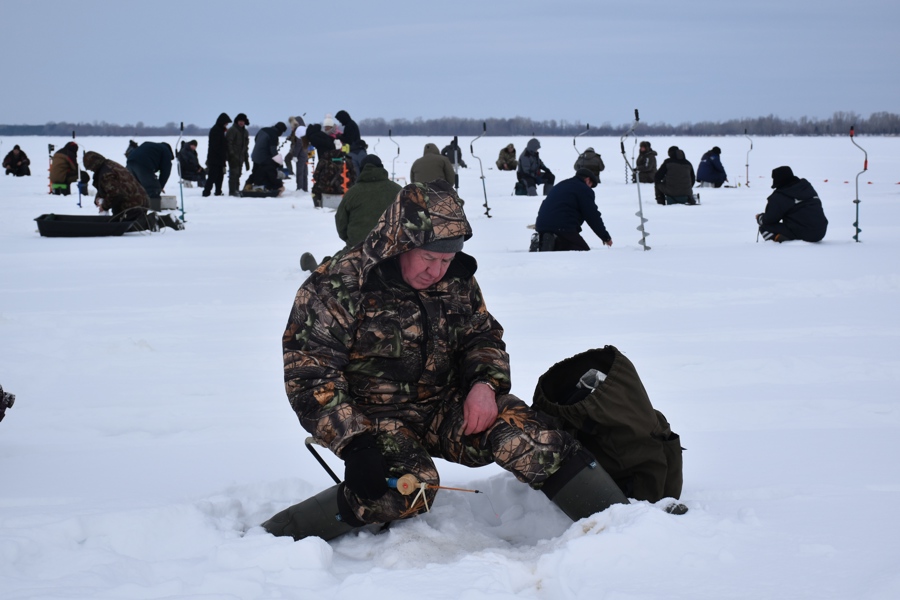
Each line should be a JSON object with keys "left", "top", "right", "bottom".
{"left": 421, "top": 236, "right": 464, "bottom": 253}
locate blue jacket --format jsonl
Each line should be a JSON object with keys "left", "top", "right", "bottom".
{"left": 697, "top": 150, "right": 726, "bottom": 185}
{"left": 535, "top": 176, "right": 610, "bottom": 243}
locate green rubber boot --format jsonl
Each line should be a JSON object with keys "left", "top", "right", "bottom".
{"left": 262, "top": 484, "right": 360, "bottom": 542}
{"left": 542, "top": 450, "right": 629, "bottom": 521}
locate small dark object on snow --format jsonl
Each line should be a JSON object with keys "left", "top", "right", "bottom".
{"left": 0, "top": 384, "right": 15, "bottom": 423}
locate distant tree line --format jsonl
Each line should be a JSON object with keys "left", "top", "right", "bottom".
{"left": 2, "top": 112, "right": 898, "bottom": 137}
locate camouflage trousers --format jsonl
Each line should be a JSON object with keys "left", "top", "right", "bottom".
{"left": 311, "top": 152, "right": 357, "bottom": 198}
{"left": 341, "top": 392, "right": 578, "bottom": 525}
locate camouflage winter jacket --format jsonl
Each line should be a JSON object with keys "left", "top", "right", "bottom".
{"left": 84, "top": 151, "right": 149, "bottom": 214}
{"left": 283, "top": 181, "right": 511, "bottom": 456}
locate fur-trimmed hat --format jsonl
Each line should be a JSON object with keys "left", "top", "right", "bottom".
{"left": 235, "top": 113, "right": 249, "bottom": 125}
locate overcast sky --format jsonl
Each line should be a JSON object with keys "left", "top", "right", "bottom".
{"left": 2, "top": 0, "right": 896, "bottom": 129}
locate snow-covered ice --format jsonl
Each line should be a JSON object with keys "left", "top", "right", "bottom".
{"left": 1, "top": 133, "right": 899, "bottom": 599}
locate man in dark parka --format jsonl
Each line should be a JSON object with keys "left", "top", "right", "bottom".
{"left": 756, "top": 166, "right": 828, "bottom": 242}
{"left": 534, "top": 168, "right": 612, "bottom": 251}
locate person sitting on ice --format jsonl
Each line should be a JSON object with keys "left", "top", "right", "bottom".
{"left": 756, "top": 166, "right": 828, "bottom": 243}
{"left": 636, "top": 141, "right": 657, "bottom": 183}
{"left": 495, "top": 143, "right": 517, "bottom": 171}
{"left": 264, "top": 180, "right": 628, "bottom": 542}
{"left": 573, "top": 147, "right": 605, "bottom": 184}
{"left": 177, "top": 140, "right": 206, "bottom": 188}
{"left": 696, "top": 146, "right": 727, "bottom": 188}
{"left": 50, "top": 142, "right": 84, "bottom": 195}
{"left": 410, "top": 143, "right": 455, "bottom": 186}
{"left": 517, "top": 138, "right": 555, "bottom": 196}
{"left": 654, "top": 146, "right": 695, "bottom": 205}
{"left": 3, "top": 145, "right": 31, "bottom": 176}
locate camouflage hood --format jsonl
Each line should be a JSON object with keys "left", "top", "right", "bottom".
{"left": 357, "top": 180, "right": 473, "bottom": 284}
{"left": 83, "top": 151, "right": 107, "bottom": 171}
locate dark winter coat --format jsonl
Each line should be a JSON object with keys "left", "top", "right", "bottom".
{"left": 226, "top": 123, "right": 250, "bottom": 167}
{"left": 206, "top": 112, "right": 231, "bottom": 168}
{"left": 126, "top": 142, "right": 174, "bottom": 189}
{"left": 697, "top": 150, "right": 727, "bottom": 185}
{"left": 655, "top": 149, "right": 695, "bottom": 197}
{"left": 535, "top": 175, "right": 611, "bottom": 244}
{"left": 84, "top": 151, "right": 149, "bottom": 214}
{"left": 760, "top": 178, "right": 828, "bottom": 242}
{"left": 306, "top": 124, "right": 338, "bottom": 157}
{"left": 50, "top": 143, "right": 79, "bottom": 185}
{"left": 441, "top": 141, "right": 467, "bottom": 168}
{"left": 518, "top": 139, "right": 550, "bottom": 179}
{"left": 410, "top": 143, "right": 455, "bottom": 185}
{"left": 251, "top": 126, "right": 281, "bottom": 164}
{"left": 177, "top": 143, "right": 204, "bottom": 180}
{"left": 282, "top": 180, "right": 513, "bottom": 457}
{"left": 637, "top": 148, "right": 657, "bottom": 183}
{"left": 335, "top": 110, "right": 365, "bottom": 152}
{"left": 573, "top": 148, "right": 605, "bottom": 181}
{"left": 3, "top": 148, "right": 30, "bottom": 175}
{"left": 334, "top": 164, "right": 403, "bottom": 248}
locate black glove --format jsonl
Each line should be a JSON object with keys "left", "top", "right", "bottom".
{"left": 342, "top": 432, "right": 389, "bottom": 500}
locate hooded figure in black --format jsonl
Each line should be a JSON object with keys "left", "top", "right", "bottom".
{"left": 756, "top": 166, "right": 828, "bottom": 243}
{"left": 125, "top": 141, "right": 174, "bottom": 199}
{"left": 335, "top": 110, "right": 367, "bottom": 173}
{"left": 204, "top": 112, "right": 232, "bottom": 196}
{"left": 244, "top": 122, "right": 287, "bottom": 192}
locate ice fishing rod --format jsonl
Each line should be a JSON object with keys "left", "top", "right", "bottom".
{"left": 176, "top": 122, "right": 186, "bottom": 223}
{"left": 850, "top": 125, "right": 867, "bottom": 242}
{"left": 573, "top": 123, "right": 589, "bottom": 155}
{"left": 388, "top": 128, "right": 400, "bottom": 182}
{"left": 305, "top": 438, "right": 481, "bottom": 495}
{"left": 744, "top": 129, "right": 753, "bottom": 188}
{"left": 619, "top": 109, "right": 650, "bottom": 251}
{"left": 469, "top": 121, "right": 491, "bottom": 218}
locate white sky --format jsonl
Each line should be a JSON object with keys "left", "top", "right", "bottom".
{"left": 2, "top": 0, "right": 896, "bottom": 128}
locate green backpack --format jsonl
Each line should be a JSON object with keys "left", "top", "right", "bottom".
{"left": 532, "top": 346, "right": 684, "bottom": 503}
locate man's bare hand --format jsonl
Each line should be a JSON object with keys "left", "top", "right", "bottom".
{"left": 463, "top": 383, "right": 499, "bottom": 436}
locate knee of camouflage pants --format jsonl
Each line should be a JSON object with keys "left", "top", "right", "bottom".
{"left": 341, "top": 421, "right": 441, "bottom": 525}
{"left": 427, "top": 393, "right": 578, "bottom": 490}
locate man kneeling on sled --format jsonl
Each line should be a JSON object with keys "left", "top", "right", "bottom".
{"left": 264, "top": 180, "right": 627, "bottom": 541}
